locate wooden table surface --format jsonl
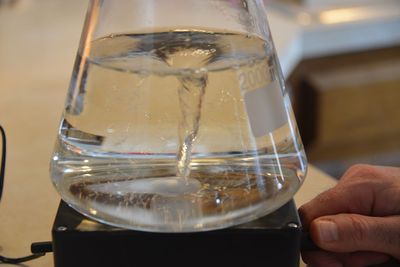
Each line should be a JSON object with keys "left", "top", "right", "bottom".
{"left": 0, "top": 1, "right": 337, "bottom": 266}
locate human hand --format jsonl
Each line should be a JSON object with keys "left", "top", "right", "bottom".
{"left": 299, "top": 164, "right": 400, "bottom": 267}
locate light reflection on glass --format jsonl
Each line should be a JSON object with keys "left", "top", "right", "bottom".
{"left": 89, "top": 208, "right": 98, "bottom": 215}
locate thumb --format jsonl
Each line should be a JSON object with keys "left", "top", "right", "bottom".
{"left": 310, "top": 214, "right": 400, "bottom": 259}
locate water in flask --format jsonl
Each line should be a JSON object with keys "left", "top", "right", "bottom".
{"left": 50, "top": 29, "right": 307, "bottom": 232}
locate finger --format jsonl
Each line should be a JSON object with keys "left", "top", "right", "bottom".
{"left": 298, "top": 184, "right": 373, "bottom": 230}
{"left": 341, "top": 164, "right": 400, "bottom": 184}
{"left": 339, "top": 165, "right": 400, "bottom": 217}
{"left": 299, "top": 165, "right": 400, "bottom": 230}
{"left": 310, "top": 214, "right": 400, "bottom": 259}
{"left": 302, "top": 251, "right": 390, "bottom": 267}
{"left": 301, "top": 251, "right": 342, "bottom": 267}
{"left": 340, "top": 251, "right": 390, "bottom": 267}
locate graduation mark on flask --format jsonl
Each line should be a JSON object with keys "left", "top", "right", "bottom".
{"left": 239, "top": 64, "right": 287, "bottom": 137}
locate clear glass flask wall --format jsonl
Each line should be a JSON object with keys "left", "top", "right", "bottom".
{"left": 50, "top": 0, "right": 307, "bottom": 232}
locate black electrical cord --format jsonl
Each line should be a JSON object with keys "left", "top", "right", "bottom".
{"left": 0, "top": 124, "right": 6, "bottom": 202}
{"left": 0, "top": 242, "right": 53, "bottom": 264}
{"left": 0, "top": 125, "right": 53, "bottom": 264}
{"left": 0, "top": 252, "right": 45, "bottom": 264}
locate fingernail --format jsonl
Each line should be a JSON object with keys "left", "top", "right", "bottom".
{"left": 316, "top": 220, "right": 339, "bottom": 243}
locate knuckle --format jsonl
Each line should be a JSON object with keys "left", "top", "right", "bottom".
{"left": 342, "top": 164, "right": 381, "bottom": 182}
{"left": 372, "top": 218, "right": 400, "bottom": 258}
{"left": 375, "top": 219, "right": 400, "bottom": 248}
{"left": 344, "top": 215, "right": 400, "bottom": 256}
{"left": 347, "top": 215, "right": 369, "bottom": 243}
{"left": 318, "top": 187, "right": 340, "bottom": 202}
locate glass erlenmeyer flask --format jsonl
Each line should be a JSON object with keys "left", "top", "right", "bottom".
{"left": 50, "top": 0, "right": 307, "bottom": 232}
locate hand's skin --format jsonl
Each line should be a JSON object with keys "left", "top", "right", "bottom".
{"left": 299, "top": 164, "right": 400, "bottom": 267}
